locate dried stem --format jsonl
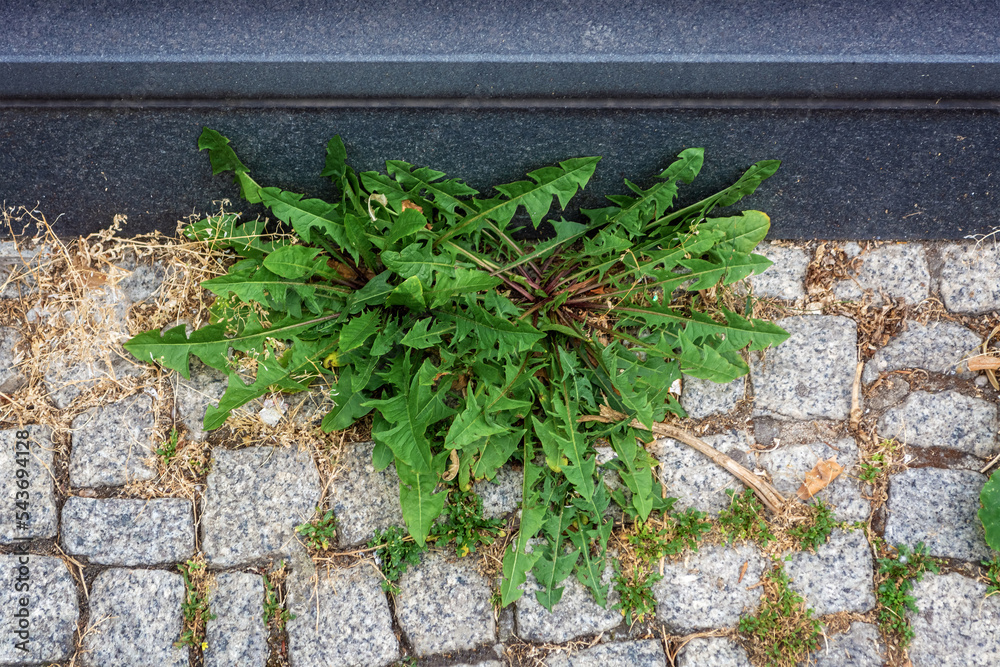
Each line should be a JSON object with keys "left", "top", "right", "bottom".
{"left": 580, "top": 405, "right": 787, "bottom": 514}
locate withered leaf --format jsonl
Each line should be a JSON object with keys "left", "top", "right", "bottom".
{"left": 796, "top": 458, "right": 843, "bottom": 500}
{"left": 441, "top": 449, "right": 460, "bottom": 481}
{"left": 968, "top": 354, "right": 1000, "bottom": 371}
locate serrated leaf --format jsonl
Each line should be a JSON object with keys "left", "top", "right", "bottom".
{"left": 204, "top": 336, "right": 334, "bottom": 429}
{"left": 678, "top": 329, "right": 749, "bottom": 383}
{"left": 445, "top": 388, "right": 508, "bottom": 451}
{"left": 397, "top": 456, "right": 448, "bottom": 546}
{"left": 500, "top": 439, "right": 547, "bottom": 607}
{"left": 388, "top": 208, "right": 430, "bottom": 244}
{"left": 339, "top": 310, "right": 380, "bottom": 353}
{"left": 124, "top": 315, "right": 334, "bottom": 379}
{"left": 364, "top": 354, "right": 454, "bottom": 473}
{"left": 202, "top": 266, "right": 345, "bottom": 316}
{"left": 346, "top": 271, "right": 395, "bottom": 313}
{"left": 198, "top": 128, "right": 262, "bottom": 203}
{"left": 400, "top": 318, "right": 452, "bottom": 349}
{"left": 608, "top": 429, "right": 657, "bottom": 521}
{"left": 386, "top": 275, "right": 427, "bottom": 310}
{"left": 532, "top": 493, "right": 579, "bottom": 611}
{"left": 386, "top": 160, "right": 479, "bottom": 216}
{"left": 436, "top": 156, "right": 600, "bottom": 243}
{"left": 258, "top": 188, "right": 349, "bottom": 247}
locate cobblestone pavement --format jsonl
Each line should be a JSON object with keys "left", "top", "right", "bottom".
{"left": 0, "top": 237, "right": 998, "bottom": 666}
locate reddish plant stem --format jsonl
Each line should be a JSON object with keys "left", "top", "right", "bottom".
{"left": 499, "top": 276, "right": 536, "bottom": 301}
{"left": 542, "top": 265, "right": 576, "bottom": 294}
{"left": 514, "top": 265, "right": 543, "bottom": 290}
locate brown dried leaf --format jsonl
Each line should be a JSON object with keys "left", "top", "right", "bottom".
{"left": 441, "top": 449, "right": 460, "bottom": 481}
{"left": 401, "top": 199, "right": 424, "bottom": 214}
{"left": 796, "top": 458, "right": 843, "bottom": 500}
{"left": 968, "top": 354, "right": 1000, "bottom": 371}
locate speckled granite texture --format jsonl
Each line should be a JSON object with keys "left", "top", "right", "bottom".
{"left": 0, "top": 556, "right": 78, "bottom": 665}
{"left": 61, "top": 497, "right": 195, "bottom": 566}
{"left": 0, "top": 426, "right": 57, "bottom": 542}
{"left": 0, "top": 238, "right": 997, "bottom": 665}
{"left": 69, "top": 393, "right": 157, "bottom": 486}
{"left": 285, "top": 563, "right": 400, "bottom": 667}
{"left": 395, "top": 551, "right": 496, "bottom": 656}
{"left": 201, "top": 446, "right": 321, "bottom": 567}
{"left": 83, "top": 569, "right": 188, "bottom": 667}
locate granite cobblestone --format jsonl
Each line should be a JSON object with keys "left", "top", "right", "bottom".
{"left": 0, "top": 238, "right": 997, "bottom": 665}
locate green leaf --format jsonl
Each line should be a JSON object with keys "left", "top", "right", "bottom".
{"left": 339, "top": 310, "right": 380, "bottom": 353}
{"left": 202, "top": 266, "right": 345, "bottom": 316}
{"left": 205, "top": 336, "right": 334, "bottom": 429}
{"left": 364, "top": 354, "right": 454, "bottom": 473}
{"left": 400, "top": 318, "right": 452, "bottom": 349}
{"left": 500, "top": 443, "right": 545, "bottom": 606}
{"left": 262, "top": 245, "right": 328, "bottom": 280}
{"left": 436, "top": 156, "right": 600, "bottom": 243}
{"left": 124, "top": 315, "right": 335, "bottom": 379}
{"left": 980, "top": 472, "right": 1000, "bottom": 551}
{"left": 258, "top": 188, "right": 348, "bottom": 247}
{"left": 372, "top": 440, "right": 394, "bottom": 470}
{"left": 397, "top": 456, "right": 448, "bottom": 546}
{"left": 532, "top": 487, "right": 579, "bottom": 611}
{"left": 346, "top": 272, "right": 395, "bottom": 313}
{"left": 198, "top": 128, "right": 262, "bottom": 203}
{"left": 386, "top": 275, "right": 427, "bottom": 310}
{"left": 608, "top": 429, "right": 657, "bottom": 521}
{"left": 715, "top": 161, "right": 781, "bottom": 208}
{"left": 386, "top": 160, "right": 479, "bottom": 216}
{"left": 321, "top": 365, "right": 374, "bottom": 433}
{"left": 678, "top": 329, "right": 749, "bottom": 383}
{"left": 389, "top": 208, "right": 431, "bottom": 244}
{"left": 320, "top": 136, "right": 349, "bottom": 188}
{"left": 445, "top": 387, "right": 508, "bottom": 451}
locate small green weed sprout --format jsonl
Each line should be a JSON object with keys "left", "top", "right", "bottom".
{"left": 263, "top": 564, "right": 295, "bottom": 630}
{"left": 738, "top": 562, "right": 822, "bottom": 667}
{"left": 612, "top": 562, "right": 661, "bottom": 626}
{"left": 295, "top": 507, "right": 338, "bottom": 551}
{"left": 370, "top": 489, "right": 503, "bottom": 594}
{"left": 628, "top": 507, "right": 712, "bottom": 566}
{"left": 718, "top": 488, "right": 776, "bottom": 547}
{"left": 156, "top": 428, "right": 180, "bottom": 467}
{"left": 787, "top": 499, "right": 842, "bottom": 551}
{"left": 434, "top": 488, "right": 504, "bottom": 557}
{"left": 875, "top": 543, "right": 940, "bottom": 646}
{"left": 983, "top": 556, "right": 1000, "bottom": 596}
{"left": 859, "top": 439, "right": 900, "bottom": 483}
{"left": 369, "top": 525, "right": 424, "bottom": 595}
{"left": 176, "top": 559, "right": 214, "bottom": 650}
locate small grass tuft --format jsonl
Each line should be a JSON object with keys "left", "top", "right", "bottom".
{"left": 369, "top": 488, "right": 504, "bottom": 594}
{"left": 875, "top": 542, "right": 940, "bottom": 647}
{"left": 262, "top": 562, "right": 295, "bottom": 631}
{"left": 433, "top": 488, "right": 504, "bottom": 558}
{"left": 718, "top": 488, "right": 776, "bottom": 548}
{"left": 627, "top": 507, "right": 712, "bottom": 566}
{"left": 176, "top": 558, "right": 214, "bottom": 650}
{"left": 738, "top": 561, "right": 822, "bottom": 667}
